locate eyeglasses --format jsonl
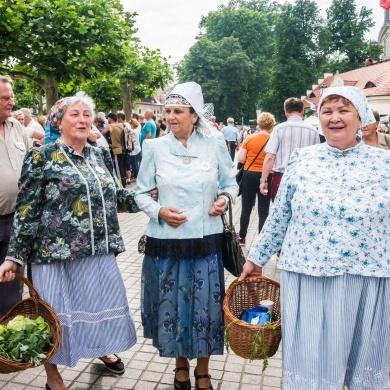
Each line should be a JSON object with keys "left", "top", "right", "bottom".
{"left": 0, "top": 96, "right": 15, "bottom": 102}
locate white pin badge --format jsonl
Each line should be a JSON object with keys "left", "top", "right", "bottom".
{"left": 355, "top": 171, "right": 368, "bottom": 182}
{"left": 17, "top": 142, "right": 26, "bottom": 151}
{"left": 201, "top": 162, "right": 210, "bottom": 171}
{"left": 95, "top": 166, "right": 105, "bottom": 174}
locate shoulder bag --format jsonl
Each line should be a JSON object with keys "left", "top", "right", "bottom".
{"left": 235, "top": 139, "right": 268, "bottom": 196}
{"left": 219, "top": 192, "right": 245, "bottom": 277}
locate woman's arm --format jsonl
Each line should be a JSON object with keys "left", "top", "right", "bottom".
{"left": 237, "top": 147, "right": 248, "bottom": 164}
{"left": 6, "top": 149, "right": 46, "bottom": 264}
{"left": 134, "top": 141, "right": 163, "bottom": 223}
{"left": 216, "top": 134, "right": 239, "bottom": 200}
{"left": 100, "top": 148, "right": 139, "bottom": 213}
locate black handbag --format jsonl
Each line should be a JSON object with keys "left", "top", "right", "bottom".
{"left": 219, "top": 192, "right": 245, "bottom": 277}
{"left": 236, "top": 140, "right": 268, "bottom": 196}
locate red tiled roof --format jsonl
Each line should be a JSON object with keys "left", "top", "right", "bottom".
{"left": 303, "top": 60, "right": 390, "bottom": 109}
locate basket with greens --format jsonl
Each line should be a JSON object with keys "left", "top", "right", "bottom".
{"left": 0, "top": 274, "right": 61, "bottom": 373}
{"left": 223, "top": 275, "right": 281, "bottom": 371}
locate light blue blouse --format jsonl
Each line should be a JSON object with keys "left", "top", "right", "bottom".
{"left": 135, "top": 130, "right": 238, "bottom": 239}
{"left": 248, "top": 142, "right": 390, "bottom": 277}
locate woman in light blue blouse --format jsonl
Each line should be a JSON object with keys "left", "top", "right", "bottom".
{"left": 135, "top": 82, "right": 237, "bottom": 390}
{"left": 240, "top": 86, "right": 390, "bottom": 390}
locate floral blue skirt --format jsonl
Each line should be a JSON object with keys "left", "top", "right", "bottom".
{"left": 141, "top": 234, "right": 225, "bottom": 359}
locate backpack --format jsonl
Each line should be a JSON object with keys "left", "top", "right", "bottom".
{"left": 122, "top": 123, "right": 135, "bottom": 154}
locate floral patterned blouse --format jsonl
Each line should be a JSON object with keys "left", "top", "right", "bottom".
{"left": 248, "top": 142, "right": 390, "bottom": 277}
{"left": 7, "top": 139, "right": 139, "bottom": 265}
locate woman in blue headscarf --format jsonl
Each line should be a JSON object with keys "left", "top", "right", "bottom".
{"left": 240, "top": 86, "right": 390, "bottom": 390}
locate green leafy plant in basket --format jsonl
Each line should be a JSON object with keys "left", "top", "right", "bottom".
{"left": 224, "top": 314, "right": 278, "bottom": 372}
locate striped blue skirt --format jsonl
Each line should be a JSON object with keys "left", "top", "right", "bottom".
{"left": 281, "top": 271, "right": 390, "bottom": 390}
{"left": 141, "top": 234, "right": 225, "bottom": 359}
{"left": 31, "top": 254, "right": 137, "bottom": 367}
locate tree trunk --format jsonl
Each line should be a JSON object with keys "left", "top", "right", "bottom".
{"left": 121, "top": 82, "right": 134, "bottom": 120}
{"left": 43, "top": 79, "right": 59, "bottom": 113}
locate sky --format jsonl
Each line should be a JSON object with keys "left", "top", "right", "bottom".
{"left": 122, "top": 0, "right": 385, "bottom": 64}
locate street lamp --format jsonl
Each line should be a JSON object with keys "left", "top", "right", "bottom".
{"left": 319, "top": 83, "right": 327, "bottom": 96}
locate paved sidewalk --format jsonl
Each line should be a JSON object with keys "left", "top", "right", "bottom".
{"left": 0, "top": 188, "right": 282, "bottom": 390}
{"left": 1, "top": 186, "right": 389, "bottom": 389}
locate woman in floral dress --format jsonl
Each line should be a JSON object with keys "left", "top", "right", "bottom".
{"left": 240, "top": 86, "right": 390, "bottom": 390}
{"left": 0, "top": 93, "right": 139, "bottom": 390}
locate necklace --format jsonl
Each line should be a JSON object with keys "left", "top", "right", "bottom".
{"left": 182, "top": 156, "right": 191, "bottom": 165}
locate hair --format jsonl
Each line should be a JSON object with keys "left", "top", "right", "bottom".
{"left": 0, "top": 75, "right": 13, "bottom": 84}
{"left": 117, "top": 112, "right": 126, "bottom": 121}
{"left": 12, "top": 110, "right": 24, "bottom": 121}
{"left": 94, "top": 117, "right": 105, "bottom": 127}
{"left": 66, "top": 92, "right": 95, "bottom": 121}
{"left": 284, "top": 98, "right": 304, "bottom": 113}
{"left": 20, "top": 108, "right": 32, "bottom": 119}
{"left": 227, "top": 117, "right": 234, "bottom": 124}
{"left": 37, "top": 115, "right": 47, "bottom": 128}
{"left": 131, "top": 113, "right": 139, "bottom": 120}
{"left": 257, "top": 112, "right": 276, "bottom": 131}
{"left": 97, "top": 112, "right": 106, "bottom": 120}
{"left": 372, "top": 109, "right": 380, "bottom": 122}
{"left": 129, "top": 118, "right": 140, "bottom": 129}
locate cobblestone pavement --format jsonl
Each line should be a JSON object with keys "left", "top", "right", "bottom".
{"left": 1, "top": 183, "right": 389, "bottom": 389}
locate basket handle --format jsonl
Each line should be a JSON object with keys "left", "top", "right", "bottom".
{"left": 231, "top": 274, "right": 280, "bottom": 289}
{"left": 14, "top": 273, "right": 40, "bottom": 303}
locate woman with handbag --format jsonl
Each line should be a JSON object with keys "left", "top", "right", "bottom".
{"left": 236, "top": 112, "right": 275, "bottom": 246}
{"left": 135, "top": 82, "right": 237, "bottom": 390}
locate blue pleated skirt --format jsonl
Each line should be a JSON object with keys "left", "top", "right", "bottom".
{"left": 31, "top": 253, "right": 137, "bottom": 367}
{"left": 141, "top": 234, "right": 225, "bottom": 359}
{"left": 281, "top": 271, "right": 390, "bottom": 390}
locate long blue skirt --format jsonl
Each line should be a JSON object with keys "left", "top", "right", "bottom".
{"left": 281, "top": 271, "right": 390, "bottom": 390}
{"left": 141, "top": 234, "right": 225, "bottom": 359}
{"left": 31, "top": 253, "right": 137, "bottom": 367}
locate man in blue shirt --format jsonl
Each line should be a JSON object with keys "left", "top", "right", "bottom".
{"left": 221, "top": 117, "right": 240, "bottom": 161}
{"left": 140, "top": 110, "right": 156, "bottom": 146}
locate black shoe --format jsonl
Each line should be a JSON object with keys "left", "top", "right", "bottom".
{"left": 194, "top": 368, "right": 213, "bottom": 390}
{"left": 98, "top": 354, "right": 125, "bottom": 374}
{"left": 173, "top": 366, "right": 191, "bottom": 390}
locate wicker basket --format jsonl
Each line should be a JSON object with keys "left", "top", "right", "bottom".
{"left": 223, "top": 275, "right": 281, "bottom": 361}
{"left": 0, "top": 274, "right": 61, "bottom": 373}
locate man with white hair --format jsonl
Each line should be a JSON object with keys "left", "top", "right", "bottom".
{"left": 221, "top": 117, "right": 240, "bottom": 161}
{"left": 20, "top": 107, "right": 44, "bottom": 132}
{"left": 0, "top": 76, "right": 29, "bottom": 317}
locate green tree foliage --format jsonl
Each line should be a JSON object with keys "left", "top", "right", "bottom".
{"left": 260, "top": 0, "right": 323, "bottom": 120}
{"left": 0, "top": 0, "right": 136, "bottom": 108}
{"left": 180, "top": 5, "right": 272, "bottom": 122}
{"left": 178, "top": 36, "right": 255, "bottom": 121}
{"left": 81, "top": 46, "right": 172, "bottom": 117}
{"left": 323, "top": 0, "right": 382, "bottom": 72}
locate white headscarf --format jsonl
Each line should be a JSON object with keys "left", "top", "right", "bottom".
{"left": 318, "top": 86, "right": 376, "bottom": 128}
{"left": 165, "top": 82, "right": 216, "bottom": 136}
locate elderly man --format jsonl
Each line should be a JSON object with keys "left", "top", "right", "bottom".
{"left": 0, "top": 76, "right": 29, "bottom": 317}
{"left": 221, "top": 117, "right": 240, "bottom": 161}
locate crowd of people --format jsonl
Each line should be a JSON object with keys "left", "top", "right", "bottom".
{"left": 1, "top": 74, "right": 390, "bottom": 390}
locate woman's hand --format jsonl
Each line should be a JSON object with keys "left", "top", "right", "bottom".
{"left": 260, "top": 182, "right": 268, "bottom": 196}
{"left": 208, "top": 197, "right": 226, "bottom": 216}
{"left": 0, "top": 260, "right": 18, "bottom": 283}
{"left": 158, "top": 207, "right": 188, "bottom": 228}
{"left": 238, "top": 260, "right": 262, "bottom": 282}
